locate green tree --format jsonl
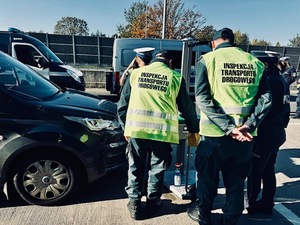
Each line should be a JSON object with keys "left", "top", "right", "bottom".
{"left": 54, "top": 17, "right": 89, "bottom": 36}
{"left": 275, "top": 42, "right": 281, "bottom": 47}
{"left": 91, "top": 30, "right": 106, "bottom": 37}
{"left": 195, "top": 25, "right": 215, "bottom": 42}
{"left": 116, "top": 0, "right": 148, "bottom": 38}
{"left": 288, "top": 34, "right": 300, "bottom": 47}
{"left": 234, "top": 30, "right": 249, "bottom": 45}
{"left": 251, "top": 38, "right": 271, "bottom": 46}
{"left": 117, "top": 0, "right": 206, "bottom": 39}
{"left": 148, "top": 0, "right": 206, "bottom": 39}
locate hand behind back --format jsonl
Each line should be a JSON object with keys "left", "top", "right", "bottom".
{"left": 230, "top": 125, "right": 253, "bottom": 142}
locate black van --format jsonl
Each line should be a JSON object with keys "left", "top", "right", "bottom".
{"left": 0, "top": 28, "right": 85, "bottom": 91}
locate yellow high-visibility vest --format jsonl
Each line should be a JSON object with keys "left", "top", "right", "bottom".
{"left": 124, "top": 61, "right": 182, "bottom": 144}
{"left": 200, "top": 47, "right": 265, "bottom": 137}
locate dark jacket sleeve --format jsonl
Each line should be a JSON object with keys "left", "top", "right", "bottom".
{"left": 176, "top": 78, "right": 199, "bottom": 133}
{"left": 117, "top": 75, "right": 131, "bottom": 131}
{"left": 259, "top": 75, "right": 290, "bottom": 131}
{"left": 244, "top": 74, "right": 272, "bottom": 133}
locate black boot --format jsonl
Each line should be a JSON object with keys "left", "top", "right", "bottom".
{"left": 187, "top": 206, "right": 212, "bottom": 225}
{"left": 254, "top": 199, "right": 274, "bottom": 215}
{"left": 0, "top": 191, "right": 7, "bottom": 201}
{"left": 221, "top": 216, "right": 238, "bottom": 225}
{"left": 145, "top": 198, "right": 161, "bottom": 218}
{"left": 127, "top": 199, "right": 141, "bottom": 220}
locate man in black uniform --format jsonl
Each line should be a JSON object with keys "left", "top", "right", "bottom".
{"left": 247, "top": 51, "right": 290, "bottom": 214}
{"left": 278, "top": 56, "right": 297, "bottom": 86}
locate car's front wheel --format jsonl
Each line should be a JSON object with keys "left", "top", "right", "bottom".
{"left": 11, "top": 152, "right": 82, "bottom": 206}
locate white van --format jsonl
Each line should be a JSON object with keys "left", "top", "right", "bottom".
{"left": 106, "top": 38, "right": 211, "bottom": 96}
{"left": 0, "top": 28, "right": 85, "bottom": 91}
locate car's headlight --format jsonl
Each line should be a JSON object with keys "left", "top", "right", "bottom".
{"left": 65, "top": 116, "right": 120, "bottom": 131}
{"left": 66, "top": 69, "right": 81, "bottom": 83}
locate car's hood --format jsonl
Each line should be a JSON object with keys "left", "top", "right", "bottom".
{"left": 38, "top": 90, "right": 117, "bottom": 119}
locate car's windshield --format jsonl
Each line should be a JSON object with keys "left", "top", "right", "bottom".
{"left": 30, "top": 37, "right": 63, "bottom": 64}
{"left": 36, "top": 44, "right": 63, "bottom": 64}
{"left": 0, "top": 52, "right": 61, "bottom": 100}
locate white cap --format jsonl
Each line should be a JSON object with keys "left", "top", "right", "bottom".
{"left": 133, "top": 47, "right": 155, "bottom": 59}
{"left": 251, "top": 50, "right": 281, "bottom": 58}
{"left": 279, "top": 56, "right": 290, "bottom": 61}
{"left": 264, "top": 51, "right": 281, "bottom": 57}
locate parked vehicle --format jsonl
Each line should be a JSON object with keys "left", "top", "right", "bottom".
{"left": 106, "top": 37, "right": 211, "bottom": 96}
{"left": 0, "top": 51, "right": 127, "bottom": 206}
{"left": 0, "top": 27, "right": 86, "bottom": 91}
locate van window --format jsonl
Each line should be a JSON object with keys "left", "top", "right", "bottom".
{"left": 35, "top": 44, "right": 63, "bottom": 64}
{"left": 14, "top": 45, "right": 40, "bottom": 68}
{"left": 121, "top": 49, "right": 136, "bottom": 67}
{"left": 120, "top": 49, "right": 196, "bottom": 71}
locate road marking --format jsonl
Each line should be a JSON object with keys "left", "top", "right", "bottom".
{"left": 275, "top": 172, "right": 300, "bottom": 187}
{"left": 274, "top": 203, "right": 300, "bottom": 225}
{"left": 291, "top": 157, "right": 300, "bottom": 166}
{"left": 218, "top": 185, "right": 300, "bottom": 224}
{"left": 288, "top": 122, "right": 300, "bottom": 125}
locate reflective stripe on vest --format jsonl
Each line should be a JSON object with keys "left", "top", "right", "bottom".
{"left": 127, "top": 108, "right": 178, "bottom": 121}
{"left": 126, "top": 120, "right": 178, "bottom": 133}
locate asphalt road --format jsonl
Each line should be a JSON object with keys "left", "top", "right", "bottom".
{"left": 0, "top": 88, "right": 299, "bottom": 225}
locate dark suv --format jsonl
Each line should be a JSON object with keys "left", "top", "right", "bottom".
{"left": 0, "top": 51, "right": 127, "bottom": 206}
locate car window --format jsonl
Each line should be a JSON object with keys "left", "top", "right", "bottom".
{"left": 0, "top": 53, "right": 61, "bottom": 100}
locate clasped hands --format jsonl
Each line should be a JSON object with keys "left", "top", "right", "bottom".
{"left": 229, "top": 125, "right": 253, "bottom": 142}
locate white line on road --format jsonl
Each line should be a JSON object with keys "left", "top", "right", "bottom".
{"left": 274, "top": 203, "right": 300, "bottom": 225}
{"left": 288, "top": 123, "right": 300, "bottom": 125}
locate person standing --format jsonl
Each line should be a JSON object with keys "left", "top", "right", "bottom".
{"left": 278, "top": 56, "right": 297, "bottom": 86}
{"left": 119, "top": 47, "right": 154, "bottom": 87}
{"left": 246, "top": 51, "right": 290, "bottom": 215}
{"left": 278, "top": 56, "right": 299, "bottom": 118}
{"left": 187, "top": 28, "right": 272, "bottom": 225}
{"left": 117, "top": 50, "right": 199, "bottom": 220}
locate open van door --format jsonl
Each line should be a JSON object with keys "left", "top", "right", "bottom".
{"left": 181, "top": 38, "right": 211, "bottom": 98}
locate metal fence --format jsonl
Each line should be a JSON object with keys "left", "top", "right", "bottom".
{"left": 29, "top": 33, "right": 114, "bottom": 66}
{"left": 29, "top": 33, "right": 300, "bottom": 70}
{"left": 237, "top": 44, "right": 300, "bottom": 71}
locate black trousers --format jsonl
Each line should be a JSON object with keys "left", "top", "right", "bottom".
{"left": 195, "top": 135, "right": 252, "bottom": 224}
{"left": 247, "top": 129, "right": 286, "bottom": 208}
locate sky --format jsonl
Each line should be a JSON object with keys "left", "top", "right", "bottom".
{"left": 1, "top": 0, "right": 299, "bottom": 46}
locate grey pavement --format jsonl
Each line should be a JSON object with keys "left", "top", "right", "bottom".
{"left": 0, "top": 88, "right": 299, "bottom": 225}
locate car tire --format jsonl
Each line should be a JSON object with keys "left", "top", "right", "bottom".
{"left": 12, "top": 152, "right": 82, "bottom": 206}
